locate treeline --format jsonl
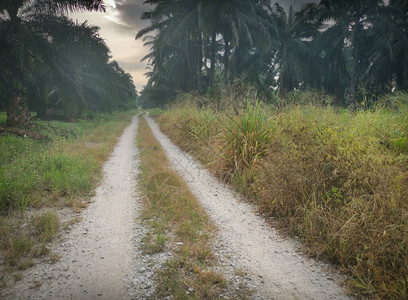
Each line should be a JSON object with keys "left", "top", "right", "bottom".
{"left": 137, "top": 0, "right": 408, "bottom": 108}
{"left": 0, "top": 0, "right": 137, "bottom": 127}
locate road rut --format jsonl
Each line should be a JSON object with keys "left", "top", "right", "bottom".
{"left": 145, "top": 115, "right": 350, "bottom": 300}
{"left": 1, "top": 115, "right": 148, "bottom": 299}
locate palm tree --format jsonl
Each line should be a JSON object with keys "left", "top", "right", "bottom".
{"left": 137, "top": 0, "right": 273, "bottom": 106}
{"left": 316, "top": 0, "right": 389, "bottom": 108}
{"left": 0, "top": 0, "right": 105, "bottom": 127}
{"left": 219, "top": 0, "right": 271, "bottom": 83}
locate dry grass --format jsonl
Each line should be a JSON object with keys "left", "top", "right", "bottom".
{"left": 136, "top": 116, "right": 227, "bottom": 298}
{"left": 158, "top": 95, "right": 408, "bottom": 299}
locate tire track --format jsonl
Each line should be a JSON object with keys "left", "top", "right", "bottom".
{"left": 145, "top": 115, "right": 351, "bottom": 300}
{"left": 1, "top": 114, "right": 159, "bottom": 300}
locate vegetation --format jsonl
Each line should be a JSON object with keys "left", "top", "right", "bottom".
{"left": 138, "top": 2, "right": 408, "bottom": 296}
{"left": 0, "top": 0, "right": 137, "bottom": 127}
{"left": 0, "top": 111, "right": 135, "bottom": 277}
{"left": 157, "top": 92, "right": 408, "bottom": 298}
{"left": 137, "top": 116, "right": 229, "bottom": 298}
{"left": 137, "top": 0, "right": 408, "bottom": 108}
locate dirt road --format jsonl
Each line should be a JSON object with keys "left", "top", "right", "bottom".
{"left": 1, "top": 115, "right": 158, "bottom": 299}
{"left": 2, "top": 114, "right": 351, "bottom": 299}
{"left": 146, "top": 115, "right": 350, "bottom": 300}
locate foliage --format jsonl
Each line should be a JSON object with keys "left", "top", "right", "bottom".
{"left": 158, "top": 92, "right": 408, "bottom": 298}
{"left": 138, "top": 0, "right": 408, "bottom": 108}
{"left": 0, "top": 0, "right": 137, "bottom": 126}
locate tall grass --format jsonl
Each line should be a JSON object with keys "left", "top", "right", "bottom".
{"left": 218, "top": 101, "right": 272, "bottom": 180}
{"left": 158, "top": 95, "right": 408, "bottom": 298}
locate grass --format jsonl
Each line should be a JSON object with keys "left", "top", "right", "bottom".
{"left": 146, "top": 108, "right": 165, "bottom": 118}
{"left": 136, "top": 116, "right": 228, "bottom": 298}
{"left": 0, "top": 110, "right": 136, "bottom": 279}
{"left": 0, "top": 112, "right": 135, "bottom": 211}
{"left": 0, "top": 112, "right": 6, "bottom": 125}
{"left": 158, "top": 93, "right": 408, "bottom": 299}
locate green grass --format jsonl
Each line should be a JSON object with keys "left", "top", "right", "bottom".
{"left": 146, "top": 108, "right": 165, "bottom": 118}
{"left": 0, "top": 110, "right": 136, "bottom": 274}
{"left": 137, "top": 116, "right": 228, "bottom": 299}
{"left": 0, "top": 112, "right": 7, "bottom": 125}
{"left": 158, "top": 94, "right": 408, "bottom": 299}
{"left": 0, "top": 111, "right": 135, "bottom": 211}
{"left": 32, "top": 210, "right": 60, "bottom": 243}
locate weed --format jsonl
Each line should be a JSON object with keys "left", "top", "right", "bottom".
{"left": 13, "top": 273, "right": 22, "bottom": 282}
{"left": 5, "top": 235, "right": 33, "bottom": 266}
{"left": 0, "top": 110, "right": 135, "bottom": 211}
{"left": 32, "top": 211, "right": 60, "bottom": 243}
{"left": 141, "top": 232, "right": 167, "bottom": 254}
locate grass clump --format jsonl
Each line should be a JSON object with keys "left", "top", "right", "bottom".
{"left": 137, "top": 116, "right": 227, "bottom": 299}
{"left": 32, "top": 210, "right": 60, "bottom": 243}
{"left": 218, "top": 101, "right": 272, "bottom": 181}
{"left": 157, "top": 94, "right": 408, "bottom": 299}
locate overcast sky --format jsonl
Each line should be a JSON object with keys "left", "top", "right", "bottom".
{"left": 70, "top": 0, "right": 318, "bottom": 93}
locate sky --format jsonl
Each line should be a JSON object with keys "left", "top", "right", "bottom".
{"left": 70, "top": 0, "right": 318, "bottom": 93}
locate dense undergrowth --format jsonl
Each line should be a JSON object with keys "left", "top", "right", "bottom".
{"left": 0, "top": 111, "right": 135, "bottom": 274}
{"left": 158, "top": 93, "right": 408, "bottom": 299}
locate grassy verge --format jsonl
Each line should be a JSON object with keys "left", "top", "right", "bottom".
{"left": 0, "top": 111, "right": 136, "bottom": 278}
{"left": 158, "top": 94, "right": 408, "bottom": 299}
{"left": 136, "top": 116, "right": 227, "bottom": 298}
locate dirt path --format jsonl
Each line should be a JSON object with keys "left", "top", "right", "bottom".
{"left": 145, "top": 116, "right": 351, "bottom": 300}
{"left": 2, "top": 113, "right": 351, "bottom": 300}
{"left": 1, "top": 115, "right": 159, "bottom": 299}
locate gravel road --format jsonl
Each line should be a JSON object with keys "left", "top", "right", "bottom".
{"left": 1, "top": 113, "right": 351, "bottom": 299}
{"left": 0, "top": 115, "right": 163, "bottom": 300}
{"left": 145, "top": 115, "right": 351, "bottom": 300}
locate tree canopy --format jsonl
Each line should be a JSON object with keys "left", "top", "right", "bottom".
{"left": 137, "top": 0, "right": 408, "bottom": 107}
{"left": 0, "top": 0, "right": 137, "bottom": 127}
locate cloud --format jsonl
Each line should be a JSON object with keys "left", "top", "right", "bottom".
{"left": 114, "top": 0, "right": 152, "bottom": 30}
{"left": 107, "top": 0, "right": 116, "bottom": 9}
{"left": 70, "top": 0, "right": 152, "bottom": 91}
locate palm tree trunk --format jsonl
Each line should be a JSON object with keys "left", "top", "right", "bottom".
{"left": 349, "top": 57, "right": 357, "bottom": 111}
{"left": 224, "top": 39, "right": 230, "bottom": 83}
{"left": 197, "top": 32, "right": 203, "bottom": 91}
{"left": 348, "top": 19, "right": 360, "bottom": 111}
{"left": 210, "top": 30, "right": 217, "bottom": 86}
{"left": 6, "top": 86, "right": 31, "bottom": 128}
{"left": 185, "top": 36, "right": 194, "bottom": 90}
